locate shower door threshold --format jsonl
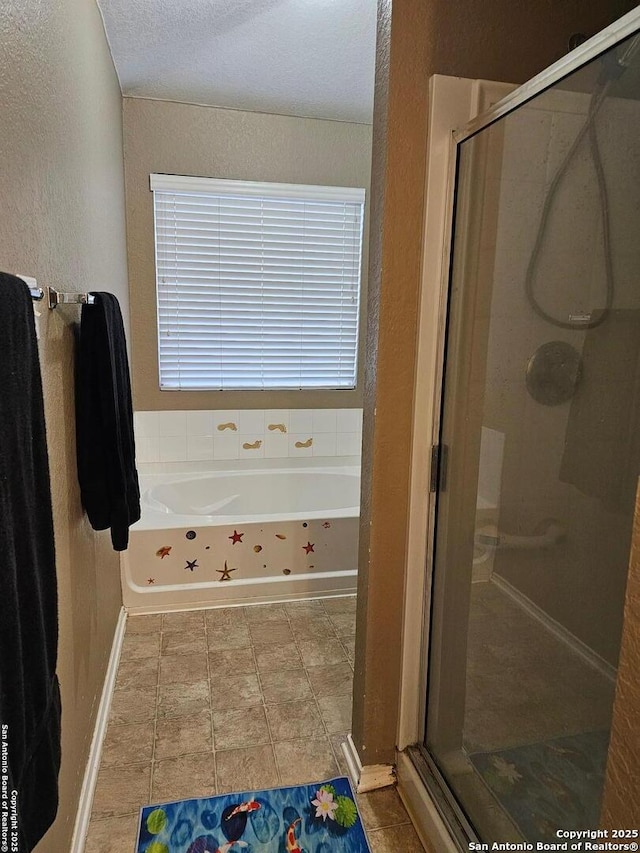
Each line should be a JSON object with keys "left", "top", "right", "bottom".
{"left": 401, "top": 746, "right": 478, "bottom": 852}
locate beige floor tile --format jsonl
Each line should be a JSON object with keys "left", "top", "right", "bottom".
{"left": 91, "top": 763, "right": 151, "bottom": 818}
{"left": 84, "top": 813, "right": 139, "bottom": 853}
{"left": 367, "top": 824, "right": 426, "bottom": 852}
{"left": 245, "top": 603, "right": 288, "bottom": 623}
{"left": 322, "top": 596, "right": 356, "bottom": 614}
{"left": 213, "top": 706, "right": 270, "bottom": 750}
{"left": 265, "top": 699, "right": 324, "bottom": 741}
{"left": 162, "top": 609, "right": 205, "bottom": 631}
{"left": 284, "top": 600, "right": 325, "bottom": 617}
{"left": 157, "top": 679, "right": 210, "bottom": 718}
{"left": 205, "top": 606, "right": 248, "bottom": 629}
{"left": 249, "top": 621, "right": 294, "bottom": 645}
{"left": 101, "top": 721, "right": 154, "bottom": 767}
{"left": 306, "top": 663, "right": 353, "bottom": 698}
{"left": 255, "top": 643, "right": 302, "bottom": 673}
{"left": 341, "top": 636, "right": 356, "bottom": 661}
{"left": 152, "top": 753, "right": 216, "bottom": 802}
{"left": 209, "top": 646, "right": 256, "bottom": 677}
{"left": 120, "top": 631, "right": 161, "bottom": 660}
{"left": 317, "top": 694, "right": 352, "bottom": 734}
{"left": 329, "top": 733, "right": 351, "bottom": 775}
{"left": 211, "top": 673, "right": 262, "bottom": 710}
{"left": 328, "top": 612, "right": 357, "bottom": 637}
{"left": 274, "top": 737, "right": 339, "bottom": 786}
{"left": 207, "top": 624, "right": 251, "bottom": 650}
{"left": 259, "top": 669, "right": 313, "bottom": 703}
{"left": 161, "top": 629, "right": 207, "bottom": 656}
{"left": 356, "top": 787, "right": 411, "bottom": 830}
{"left": 114, "top": 656, "right": 159, "bottom": 692}
{"left": 126, "top": 614, "right": 162, "bottom": 635}
{"left": 159, "top": 652, "right": 209, "bottom": 685}
{"left": 463, "top": 583, "right": 615, "bottom": 753}
{"left": 291, "top": 617, "right": 336, "bottom": 640}
{"left": 109, "top": 686, "right": 156, "bottom": 725}
{"left": 155, "top": 712, "right": 212, "bottom": 760}
{"left": 298, "top": 638, "right": 347, "bottom": 668}
{"left": 215, "top": 744, "right": 279, "bottom": 793}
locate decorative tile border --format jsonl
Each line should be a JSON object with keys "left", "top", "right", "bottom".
{"left": 134, "top": 409, "right": 363, "bottom": 464}
{"left": 125, "top": 517, "right": 358, "bottom": 592}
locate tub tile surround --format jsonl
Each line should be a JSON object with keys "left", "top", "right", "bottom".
{"left": 135, "top": 408, "right": 363, "bottom": 467}
{"left": 84, "top": 598, "right": 424, "bottom": 852}
{"left": 122, "top": 509, "right": 359, "bottom": 609}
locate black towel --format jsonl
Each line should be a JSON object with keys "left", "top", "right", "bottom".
{"left": 0, "top": 273, "right": 61, "bottom": 852}
{"left": 76, "top": 292, "right": 140, "bottom": 550}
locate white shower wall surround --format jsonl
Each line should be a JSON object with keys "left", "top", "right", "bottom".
{"left": 134, "top": 408, "right": 363, "bottom": 468}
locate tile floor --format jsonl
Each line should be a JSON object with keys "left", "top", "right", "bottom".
{"left": 436, "top": 580, "right": 617, "bottom": 843}
{"left": 464, "top": 581, "right": 615, "bottom": 753}
{"left": 84, "top": 596, "right": 425, "bottom": 852}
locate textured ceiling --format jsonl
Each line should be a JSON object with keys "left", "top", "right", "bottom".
{"left": 95, "top": 0, "right": 377, "bottom": 123}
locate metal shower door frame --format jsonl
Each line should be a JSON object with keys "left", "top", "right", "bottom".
{"left": 397, "top": 7, "right": 640, "bottom": 851}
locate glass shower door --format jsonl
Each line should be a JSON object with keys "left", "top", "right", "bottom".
{"left": 423, "top": 29, "right": 640, "bottom": 844}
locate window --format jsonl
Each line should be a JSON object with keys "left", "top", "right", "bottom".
{"left": 151, "top": 174, "right": 365, "bottom": 391}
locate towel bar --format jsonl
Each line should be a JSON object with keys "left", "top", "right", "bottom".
{"left": 15, "top": 274, "right": 44, "bottom": 301}
{"left": 48, "top": 287, "right": 95, "bottom": 309}
{"left": 14, "top": 275, "right": 96, "bottom": 309}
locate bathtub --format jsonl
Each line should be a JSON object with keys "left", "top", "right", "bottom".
{"left": 121, "top": 465, "right": 360, "bottom": 613}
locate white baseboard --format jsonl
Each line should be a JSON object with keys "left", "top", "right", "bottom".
{"left": 70, "top": 607, "right": 127, "bottom": 853}
{"left": 341, "top": 734, "right": 395, "bottom": 793}
{"left": 491, "top": 574, "right": 616, "bottom": 683}
{"left": 396, "top": 751, "right": 458, "bottom": 853}
{"left": 341, "top": 734, "right": 362, "bottom": 788}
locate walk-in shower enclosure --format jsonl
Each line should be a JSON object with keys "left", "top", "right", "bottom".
{"left": 410, "top": 12, "right": 640, "bottom": 847}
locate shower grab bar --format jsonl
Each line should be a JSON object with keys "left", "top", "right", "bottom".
{"left": 15, "top": 275, "right": 96, "bottom": 309}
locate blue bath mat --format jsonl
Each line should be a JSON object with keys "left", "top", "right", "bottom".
{"left": 136, "top": 776, "right": 372, "bottom": 853}
{"left": 469, "top": 730, "right": 609, "bottom": 842}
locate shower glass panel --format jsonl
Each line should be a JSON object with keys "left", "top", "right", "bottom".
{"left": 425, "top": 32, "right": 640, "bottom": 844}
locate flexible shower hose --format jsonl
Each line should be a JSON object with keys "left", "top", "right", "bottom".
{"left": 524, "top": 75, "right": 614, "bottom": 330}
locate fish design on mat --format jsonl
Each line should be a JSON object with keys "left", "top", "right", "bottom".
{"left": 286, "top": 818, "right": 304, "bottom": 853}
{"left": 215, "top": 842, "right": 248, "bottom": 853}
{"left": 225, "top": 800, "right": 261, "bottom": 820}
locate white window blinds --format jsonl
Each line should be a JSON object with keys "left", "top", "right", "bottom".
{"left": 151, "top": 174, "right": 365, "bottom": 391}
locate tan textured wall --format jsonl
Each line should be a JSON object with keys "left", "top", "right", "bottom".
{"left": 123, "top": 97, "right": 372, "bottom": 411}
{"left": 601, "top": 479, "right": 640, "bottom": 828}
{"left": 354, "top": 0, "right": 638, "bottom": 765}
{"left": 0, "top": 1, "right": 129, "bottom": 849}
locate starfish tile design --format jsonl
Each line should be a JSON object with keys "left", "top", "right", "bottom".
{"left": 156, "top": 546, "right": 172, "bottom": 559}
{"left": 217, "top": 561, "right": 237, "bottom": 581}
{"left": 229, "top": 530, "right": 244, "bottom": 545}
{"left": 303, "top": 542, "right": 315, "bottom": 554}
{"left": 185, "top": 559, "right": 199, "bottom": 571}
